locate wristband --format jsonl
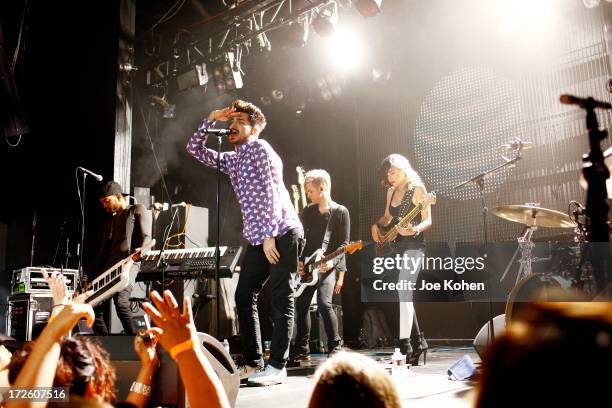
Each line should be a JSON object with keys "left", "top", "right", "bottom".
{"left": 130, "top": 381, "right": 151, "bottom": 397}
{"left": 169, "top": 339, "right": 196, "bottom": 360}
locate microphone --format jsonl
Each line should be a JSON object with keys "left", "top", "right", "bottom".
{"left": 200, "top": 128, "right": 235, "bottom": 136}
{"left": 560, "top": 94, "right": 612, "bottom": 110}
{"left": 500, "top": 139, "right": 533, "bottom": 150}
{"left": 77, "top": 167, "right": 103, "bottom": 181}
{"left": 152, "top": 202, "right": 169, "bottom": 211}
{"left": 171, "top": 202, "right": 187, "bottom": 208}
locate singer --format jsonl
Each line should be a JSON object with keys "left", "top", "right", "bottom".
{"left": 86, "top": 181, "right": 152, "bottom": 334}
{"left": 186, "top": 100, "right": 303, "bottom": 386}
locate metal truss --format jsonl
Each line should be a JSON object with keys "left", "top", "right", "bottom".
{"left": 146, "top": 0, "right": 339, "bottom": 85}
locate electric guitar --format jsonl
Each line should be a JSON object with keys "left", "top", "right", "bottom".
{"left": 294, "top": 241, "right": 363, "bottom": 297}
{"left": 291, "top": 185, "right": 300, "bottom": 214}
{"left": 296, "top": 166, "right": 307, "bottom": 211}
{"left": 85, "top": 239, "right": 156, "bottom": 307}
{"left": 375, "top": 192, "right": 437, "bottom": 256}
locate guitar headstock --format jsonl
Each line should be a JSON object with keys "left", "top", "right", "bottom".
{"left": 296, "top": 166, "right": 306, "bottom": 185}
{"left": 345, "top": 240, "right": 363, "bottom": 254}
{"left": 131, "top": 239, "right": 156, "bottom": 262}
{"left": 291, "top": 185, "right": 300, "bottom": 200}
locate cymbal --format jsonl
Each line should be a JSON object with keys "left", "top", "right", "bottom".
{"left": 491, "top": 204, "right": 576, "bottom": 228}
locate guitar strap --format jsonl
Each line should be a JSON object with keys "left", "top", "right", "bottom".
{"left": 397, "top": 185, "right": 415, "bottom": 220}
{"left": 321, "top": 204, "right": 337, "bottom": 254}
{"left": 125, "top": 205, "right": 136, "bottom": 253}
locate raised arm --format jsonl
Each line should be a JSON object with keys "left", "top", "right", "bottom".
{"left": 186, "top": 108, "right": 236, "bottom": 173}
{"left": 141, "top": 291, "right": 230, "bottom": 408}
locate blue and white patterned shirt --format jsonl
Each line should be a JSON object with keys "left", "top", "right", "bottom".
{"left": 187, "top": 119, "right": 303, "bottom": 246}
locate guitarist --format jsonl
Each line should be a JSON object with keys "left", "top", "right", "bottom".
{"left": 86, "top": 181, "right": 152, "bottom": 335}
{"left": 290, "top": 169, "right": 350, "bottom": 361}
{"left": 370, "top": 154, "right": 431, "bottom": 365}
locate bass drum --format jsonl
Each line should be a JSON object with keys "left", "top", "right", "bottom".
{"left": 505, "top": 273, "right": 572, "bottom": 325}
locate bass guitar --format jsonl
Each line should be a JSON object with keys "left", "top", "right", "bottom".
{"left": 294, "top": 241, "right": 363, "bottom": 297}
{"left": 375, "top": 192, "right": 436, "bottom": 256}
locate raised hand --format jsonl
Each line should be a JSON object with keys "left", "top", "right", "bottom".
{"left": 41, "top": 269, "right": 69, "bottom": 306}
{"left": 141, "top": 290, "right": 198, "bottom": 354}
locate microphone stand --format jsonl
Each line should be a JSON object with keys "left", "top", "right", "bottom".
{"left": 454, "top": 148, "right": 524, "bottom": 343}
{"left": 77, "top": 171, "right": 88, "bottom": 291}
{"left": 579, "top": 99, "right": 610, "bottom": 292}
{"left": 214, "top": 135, "right": 222, "bottom": 340}
{"left": 30, "top": 209, "right": 37, "bottom": 267}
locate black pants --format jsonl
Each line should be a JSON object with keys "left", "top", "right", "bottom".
{"left": 294, "top": 269, "right": 341, "bottom": 353}
{"left": 235, "top": 229, "right": 302, "bottom": 369}
{"left": 93, "top": 284, "right": 135, "bottom": 335}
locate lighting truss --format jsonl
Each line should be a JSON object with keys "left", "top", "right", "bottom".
{"left": 145, "top": 0, "right": 339, "bottom": 85}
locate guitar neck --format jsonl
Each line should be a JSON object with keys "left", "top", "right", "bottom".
{"left": 300, "top": 185, "right": 307, "bottom": 210}
{"left": 381, "top": 204, "right": 422, "bottom": 243}
{"left": 312, "top": 245, "right": 346, "bottom": 268}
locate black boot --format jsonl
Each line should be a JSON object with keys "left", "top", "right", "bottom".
{"left": 409, "top": 332, "right": 428, "bottom": 366}
{"left": 327, "top": 339, "right": 342, "bottom": 356}
{"left": 399, "top": 338, "right": 412, "bottom": 364}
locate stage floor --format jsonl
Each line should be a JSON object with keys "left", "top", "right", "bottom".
{"left": 236, "top": 347, "right": 480, "bottom": 408}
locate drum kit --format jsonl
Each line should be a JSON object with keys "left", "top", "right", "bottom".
{"left": 490, "top": 202, "right": 599, "bottom": 323}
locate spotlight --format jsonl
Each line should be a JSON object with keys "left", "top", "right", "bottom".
{"left": 210, "top": 52, "right": 243, "bottom": 95}
{"left": 355, "top": 0, "right": 382, "bottom": 17}
{"left": 271, "top": 89, "right": 284, "bottom": 101}
{"left": 372, "top": 67, "right": 391, "bottom": 84}
{"left": 259, "top": 96, "right": 272, "bottom": 106}
{"left": 321, "top": 90, "right": 333, "bottom": 101}
{"left": 176, "top": 63, "right": 208, "bottom": 91}
{"left": 313, "top": 6, "right": 338, "bottom": 37}
{"left": 287, "top": 20, "right": 309, "bottom": 48}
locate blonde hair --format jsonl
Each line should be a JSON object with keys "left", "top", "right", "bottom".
{"left": 308, "top": 351, "right": 401, "bottom": 408}
{"left": 304, "top": 169, "right": 332, "bottom": 196}
{"left": 381, "top": 154, "right": 423, "bottom": 188}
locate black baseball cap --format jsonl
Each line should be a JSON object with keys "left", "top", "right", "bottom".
{"left": 99, "top": 181, "right": 126, "bottom": 198}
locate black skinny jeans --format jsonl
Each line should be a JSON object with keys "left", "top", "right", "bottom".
{"left": 294, "top": 268, "right": 341, "bottom": 352}
{"left": 235, "top": 228, "right": 303, "bottom": 369}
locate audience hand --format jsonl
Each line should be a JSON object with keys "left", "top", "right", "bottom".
{"left": 135, "top": 333, "right": 159, "bottom": 369}
{"left": 42, "top": 269, "right": 70, "bottom": 306}
{"left": 141, "top": 290, "right": 198, "bottom": 354}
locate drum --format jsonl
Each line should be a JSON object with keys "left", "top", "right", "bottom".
{"left": 505, "top": 273, "right": 571, "bottom": 325}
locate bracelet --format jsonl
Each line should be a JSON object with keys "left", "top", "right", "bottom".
{"left": 130, "top": 381, "right": 152, "bottom": 397}
{"left": 414, "top": 228, "right": 421, "bottom": 237}
{"left": 169, "top": 339, "right": 196, "bottom": 360}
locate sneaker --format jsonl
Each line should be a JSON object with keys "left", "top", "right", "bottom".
{"left": 237, "top": 363, "right": 264, "bottom": 382}
{"left": 247, "top": 365, "right": 287, "bottom": 386}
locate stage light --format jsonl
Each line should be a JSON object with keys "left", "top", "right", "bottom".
{"left": 313, "top": 5, "right": 338, "bottom": 37}
{"left": 287, "top": 20, "right": 309, "bottom": 48}
{"left": 325, "top": 27, "right": 363, "bottom": 72}
{"left": 355, "top": 0, "right": 382, "bottom": 17}
{"left": 176, "top": 63, "right": 208, "bottom": 91}
{"left": 372, "top": 67, "right": 391, "bottom": 84}
{"left": 210, "top": 51, "right": 243, "bottom": 95}
{"left": 271, "top": 89, "right": 284, "bottom": 101}
{"left": 583, "top": 0, "right": 600, "bottom": 7}
{"left": 259, "top": 96, "right": 272, "bottom": 106}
